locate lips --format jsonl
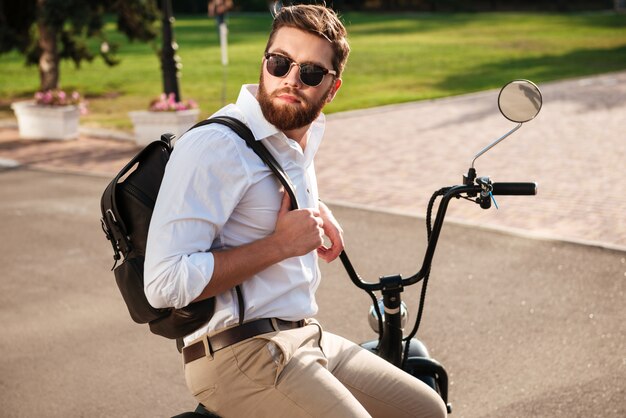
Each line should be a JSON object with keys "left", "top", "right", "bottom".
{"left": 277, "top": 94, "right": 300, "bottom": 104}
{"left": 273, "top": 89, "right": 304, "bottom": 104}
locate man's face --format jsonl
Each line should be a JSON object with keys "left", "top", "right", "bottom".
{"left": 258, "top": 26, "right": 341, "bottom": 132}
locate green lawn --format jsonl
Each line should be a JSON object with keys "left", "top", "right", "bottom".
{"left": 1, "top": 12, "right": 625, "bottom": 130}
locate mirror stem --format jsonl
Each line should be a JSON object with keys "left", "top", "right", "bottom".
{"left": 472, "top": 123, "right": 522, "bottom": 169}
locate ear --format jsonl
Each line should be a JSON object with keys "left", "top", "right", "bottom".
{"left": 326, "top": 78, "right": 342, "bottom": 103}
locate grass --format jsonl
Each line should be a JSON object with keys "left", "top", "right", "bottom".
{"left": 0, "top": 11, "right": 625, "bottom": 131}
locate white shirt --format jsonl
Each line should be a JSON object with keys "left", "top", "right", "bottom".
{"left": 144, "top": 84, "right": 325, "bottom": 343}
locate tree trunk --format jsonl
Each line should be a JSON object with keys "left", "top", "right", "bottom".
{"left": 37, "top": 0, "right": 59, "bottom": 91}
{"left": 161, "top": 0, "right": 180, "bottom": 101}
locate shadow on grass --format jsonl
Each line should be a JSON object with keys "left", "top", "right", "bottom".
{"left": 435, "top": 45, "right": 626, "bottom": 106}
{"left": 566, "top": 11, "right": 626, "bottom": 29}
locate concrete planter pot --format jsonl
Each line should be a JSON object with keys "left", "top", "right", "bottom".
{"left": 11, "top": 101, "right": 80, "bottom": 141}
{"left": 129, "top": 109, "right": 200, "bottom": 146}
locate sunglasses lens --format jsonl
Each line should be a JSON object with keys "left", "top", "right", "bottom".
{"left": 267, "top": 55, "right": 290, "bottom": 77}
{"left": 300, "top": 65, "right": 325, "bottom": 87}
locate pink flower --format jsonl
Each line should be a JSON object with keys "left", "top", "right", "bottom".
{"left": 167, "top": 93, "right": 176, "bottom": 106}
{"left": 34, "top": 89, "right": 86, "bottom": 109}
{"left": 43, "top": 91, "right": 53, "bottom": 104}
{"left": 148, "top": 93, "right": 198, "bottom": 112}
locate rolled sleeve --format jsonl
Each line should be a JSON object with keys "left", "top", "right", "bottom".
{"left": 144, "top": 125, "right": 251, "bottom": 309}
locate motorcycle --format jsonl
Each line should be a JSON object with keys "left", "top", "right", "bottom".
{"left": 173, "top": 79, "right": 543, "bottom": 417}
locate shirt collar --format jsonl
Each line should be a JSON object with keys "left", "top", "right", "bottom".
{"left": 235, "top": 84, "right": 326, "bottom": 153}
{"left": 236, "top": 84, "right": 277, "bottom": 141}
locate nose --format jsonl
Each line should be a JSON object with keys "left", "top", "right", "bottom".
{"left": 283, "top": 62, "right": 302, "bottom": 87}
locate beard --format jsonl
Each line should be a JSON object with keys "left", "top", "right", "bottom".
{"left": 257, "top": 73, "right": 332, "bottom": 132}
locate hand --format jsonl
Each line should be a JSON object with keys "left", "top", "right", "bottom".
{"left": 316, "top": 200, "right": 344, "bottom": 263}
{"left": 273, "top": 192, "right": 324, "bottom": 258}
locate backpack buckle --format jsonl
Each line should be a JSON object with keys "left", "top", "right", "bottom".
{"left": 101, "top": 212, "right": 127, "bottom": 269}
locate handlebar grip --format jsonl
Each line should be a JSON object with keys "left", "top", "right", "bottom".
{"left": 491, "top": 182, "right": 537, "bottom": 196}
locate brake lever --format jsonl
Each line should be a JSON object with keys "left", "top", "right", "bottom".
{"left": 476, "top": 176, "right": 493, "bottom": 209}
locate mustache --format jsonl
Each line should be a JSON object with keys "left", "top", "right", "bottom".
{"left": 271, "top": 87, "right": 306, "bottom": 101}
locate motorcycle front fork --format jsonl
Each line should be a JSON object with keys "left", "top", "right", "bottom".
{"left": 360, "top": 277, "right": 452, "bottom": 413}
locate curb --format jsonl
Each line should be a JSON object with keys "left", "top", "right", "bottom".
{"left": 0, "top": 118, "right": 135, "bottom": 142}
{"left": 0, "top": 158, "right": 20, "bottom": 168}
{"left": 325, "top": 198, "right": 626, "bottom": 254}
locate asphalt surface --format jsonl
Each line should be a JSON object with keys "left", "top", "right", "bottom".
{"left": 0, "top": 167, "right": 623, "bottom": 418}
{"left": 0, "top": 73, "right": 624, "bottom": 417}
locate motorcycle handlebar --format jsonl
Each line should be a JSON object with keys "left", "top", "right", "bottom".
{"left": 491, "top": 182, "right": 537, "bottom": 196}
{"left": 341, "top": 182, "right": 538, "bottom": 290}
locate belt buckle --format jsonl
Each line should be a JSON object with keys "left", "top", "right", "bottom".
{"left": 273, "top": 318, "right": 304, "bottom": 331}
{"left": 183, "top": 337, "right": 213, "bottom": 365}
{"left": 270, "top": 318, "right": 282, "bottom": 331}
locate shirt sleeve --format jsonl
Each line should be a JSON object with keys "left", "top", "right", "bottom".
{"left": 144, "top": 126, "right": 251, "bottom": 309}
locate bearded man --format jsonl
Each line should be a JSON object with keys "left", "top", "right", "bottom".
{"left": 144, "top": 4, "right": 446, "bottom": 417}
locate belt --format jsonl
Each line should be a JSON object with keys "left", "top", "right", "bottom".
{"left": 182, "top": 318, "right": 304, "bottom": 365}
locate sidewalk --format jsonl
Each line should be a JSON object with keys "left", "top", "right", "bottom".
{"left": 1, "top": 72, "right": 625, "bottom": 250}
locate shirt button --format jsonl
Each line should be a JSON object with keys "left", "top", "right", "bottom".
{"left": 306, "top": 188, "right": 310, "bottom": 193}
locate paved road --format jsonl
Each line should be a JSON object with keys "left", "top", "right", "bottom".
{"left": 0, "top": 168, "right": 624, "bottom": 418}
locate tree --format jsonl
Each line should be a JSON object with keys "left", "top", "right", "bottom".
{"left": 161, "top": 0, "right": 180, "bottom": 101}
{"left": 0, "top": 0, "right": 160, "bottom": 91}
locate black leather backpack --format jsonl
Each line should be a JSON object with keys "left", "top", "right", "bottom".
{"left": 100, "top": 116, "right": 297, "bottom": 341}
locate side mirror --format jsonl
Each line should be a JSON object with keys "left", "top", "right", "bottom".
{"left": 467, "top": 79, "right": 542, "bottom": 176}
{"left": 498, "top": 79, "right": 542, "bottom": 123}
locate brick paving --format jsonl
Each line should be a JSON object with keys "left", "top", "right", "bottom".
{"left": 1, "top": 72, "right": 624, "bottom": 250}
{"left": 317, "top": 72, "right": 626, "bottom": 250}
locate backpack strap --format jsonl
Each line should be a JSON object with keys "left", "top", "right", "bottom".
{"left": 188, "top": 116, "right": 299, "bottom": 210}
{"left": 185, "top": 116, "right": 300, "bottom": 325}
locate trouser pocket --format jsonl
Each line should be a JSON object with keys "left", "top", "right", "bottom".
{"left": 231, "top": 337, "right": 284, "bottom": 387}
{"left": 184, "top": 321, "right": 324, "bottom": 412}
{"left": 184, "top": 349, "right": 220, "bottom": 398}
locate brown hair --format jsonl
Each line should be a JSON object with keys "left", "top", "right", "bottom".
{"left": 264, "top": 4, "right": 350, "bottom": 78}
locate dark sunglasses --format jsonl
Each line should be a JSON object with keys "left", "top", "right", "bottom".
{"left": 264, "top": 53, "right": 337, "bottom": 87}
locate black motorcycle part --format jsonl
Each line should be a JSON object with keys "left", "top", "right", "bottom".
{"left": 492, "top": 182, "right": 537, "bottom": 195}
{"left": 171, "top": 403, "right": 220, "bottom": 418}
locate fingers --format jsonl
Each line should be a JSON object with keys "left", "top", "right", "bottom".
{"left": 317, "top": 242, "right": 342, "bottom": 263}
{"left": 278, "top": 191, "right": 291, "bottom": 217}
{"left": 314, "top": 212, "right": 324, "bottom": 228}
{"left": 317, "top": 246, "right": 332, "bottom": 262}
{"left": 316, "top": 202, "right": 344, "bottom": 263}
{"left": 274, "top": 200, "right": 325, "bottom": 258}
{"left": 317, "top": 226, "right": 344, "bottom": 263}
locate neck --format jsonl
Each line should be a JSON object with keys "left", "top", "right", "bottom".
{"left": 284, "top": 125, "right": 309, "bottom": 150}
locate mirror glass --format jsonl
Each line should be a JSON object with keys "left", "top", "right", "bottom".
{"left": 498, "top": 80, "right": 542, "bottom": 123}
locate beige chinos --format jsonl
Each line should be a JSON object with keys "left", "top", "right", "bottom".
{"left": 184, "top": 319, "right": 447, "bottom": 418}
